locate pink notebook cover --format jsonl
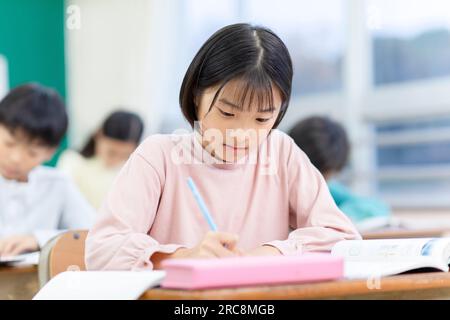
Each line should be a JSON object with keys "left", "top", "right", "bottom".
{"left": 161, "top": 253, "right": 343, "bottom": 290}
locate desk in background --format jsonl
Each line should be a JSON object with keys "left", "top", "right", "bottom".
{"left": 362, "top": 209, "right": 450, "bottom": 239}
{"left": 362, "top": 227, "right": 450, "bottom": 239}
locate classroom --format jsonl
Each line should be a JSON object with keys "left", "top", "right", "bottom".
{"left": 1, "top": 0, "right": 450, "bottom": 307}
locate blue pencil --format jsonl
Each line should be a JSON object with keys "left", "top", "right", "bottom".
{"left": 187, "top": 177, "right": 218, "bottom": 231}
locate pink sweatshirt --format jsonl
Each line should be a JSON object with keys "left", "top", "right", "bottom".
{"left": 85, "top": 129, "right": 361, "bottom": 271}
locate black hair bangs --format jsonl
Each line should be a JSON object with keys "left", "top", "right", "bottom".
{"left": 180, "top": 23, "right": 293, "bottom": 128}
{"left": 208, "top": 70, "right": 283, "bottom": 115}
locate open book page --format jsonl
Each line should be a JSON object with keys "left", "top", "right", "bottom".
{"left": 33, "top": 271, "right": 166, "bottom": 300}
{"left": 331, "top": 238, "right": 450, "bottom": 279}
{"left": 0, "top": 251, "right": 39, "bottom": 266}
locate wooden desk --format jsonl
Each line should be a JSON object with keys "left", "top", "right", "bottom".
{"left": 362, "top": 227, "right": 450, "bottom": 240}
{"left": 141, "top": 272, "right": 450, "bottom": 300}
{"left": 0, "top": 265, "right": 39, "bottom": 300}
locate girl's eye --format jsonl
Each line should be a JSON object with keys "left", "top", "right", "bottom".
{"left": 218, "top": 109, "right": 235, "bottom": 117}
{"left": 256, "top": 118, "right": 271, "bottom": 123}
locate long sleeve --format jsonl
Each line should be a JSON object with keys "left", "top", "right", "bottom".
{"left": 265, "top": 143, "right": 361, "bottom": 255}
{"left": 84, "top": 151, "right": 185, "bottom": 271}
{"left": 32, "top": 176, "right": 96, "bottom": 248}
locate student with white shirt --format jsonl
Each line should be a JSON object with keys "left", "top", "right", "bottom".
{"left": 0, "top": 83, "right": 95, "bottom": 257}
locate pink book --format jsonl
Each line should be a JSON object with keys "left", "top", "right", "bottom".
{"left": 160, "top": 253, "right": 343, "bottom": 290}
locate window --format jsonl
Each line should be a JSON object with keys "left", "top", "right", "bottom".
{"left": 368, "top": 0, "right": 450, "bottom": 85}
{"left": 375, "top": 117, "right": 450, "bottom": 207}
{"left": 182, "top": 0, "right": 345, "bottom": 96}
{"left": 243, "top": 0, "right": 345, "bottom": 96}
{"left": 182, "top": 0, "right": 241, "bottom": 57}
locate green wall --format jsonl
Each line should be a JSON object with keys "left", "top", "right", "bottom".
{"left": 0, "top": 0, "right": 67, "bottom": 166}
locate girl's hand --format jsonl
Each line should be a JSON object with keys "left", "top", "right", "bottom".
{"left": 0, "top": 235, "right": 39, "bottom": 257}
{"left": 151, "top": 231, "right": 242, "bottom": 269}
{"left": 241, "top": 245, "right": 282, "bottom": 257}
{"left": 173, "top": 231, "right": 241, "bottom": 259}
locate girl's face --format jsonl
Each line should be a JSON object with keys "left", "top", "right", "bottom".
{"left": 196, "top": 79, "right": 283, "bottom": 163}
{"left": 94, "top": 133, "right": 138, "bottom": 169}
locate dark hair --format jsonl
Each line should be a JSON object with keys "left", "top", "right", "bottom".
{"left": 81, "top": 110, "right": 144, "bottom": 158}
{"left": 0, "top": 83, "right": 67, "bottom": 147}
{"left": 180, "top": 23, "right": 293, "bottom": 129}
{"left": 288, "top": 116, "right": 350, "bottom": 174}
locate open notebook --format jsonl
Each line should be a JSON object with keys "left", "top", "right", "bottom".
{"left": 331, "top": 237, "right": 450, "bottom": 279}
{"left": 34, "top": 271, "right": 166, "bottom": 300}
{"left": 0, "top": 251, "right": 39, "bottom": 266}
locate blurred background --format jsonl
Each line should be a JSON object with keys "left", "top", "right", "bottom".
{"left": 1, "top": 0, "right": 450, "bottom": 211}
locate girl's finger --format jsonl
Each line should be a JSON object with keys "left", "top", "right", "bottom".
{"left": 207, "top": 242, "right": 237, "bottom": 258}
{"left": 209, "top": 232, "right": 239, "bottom": 248}
{"left": 8, "top": 244, "right": 28, "bottom": 257}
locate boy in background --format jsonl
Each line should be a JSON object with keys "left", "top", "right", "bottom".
{"left": 0, "top": 83, "right": 95, "bottom": 257}
{"left": 289, "top": 116, "right": 391, "bottom": 229}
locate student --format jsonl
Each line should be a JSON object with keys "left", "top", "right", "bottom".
{"left": 0, "top": 83, "right": 95, "bottom": 257}
{"left": 85, "top": 23, "right": 361, "bottom": 271}
{"left": 58, "top": 111, "right": 144, "bottom": 209}
{"left": 288, "top": 116, "right": 391, "bottom": 226}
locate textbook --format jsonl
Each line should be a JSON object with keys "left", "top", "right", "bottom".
{"left": 161, "top": 253, "right": 344, "bottom": 290}
{"left": 331, "top": 237, "right": 450, "bottom": 279}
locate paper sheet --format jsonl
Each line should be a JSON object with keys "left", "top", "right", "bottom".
{"left": 0, "top": 251, "right": 40, "bottom": 266}
{"left": 33, "top": 271, "right": 166, "bottom": 300}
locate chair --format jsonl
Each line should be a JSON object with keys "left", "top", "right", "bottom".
{"left": 38, "top": 230, "right": 88, "bottom": 288}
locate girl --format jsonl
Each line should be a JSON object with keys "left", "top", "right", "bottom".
{"left": 85, "top": 23, "right": 361, "bottom": 271}
{"left": 58, "top": 110, "right": 144, "bottom": 209}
